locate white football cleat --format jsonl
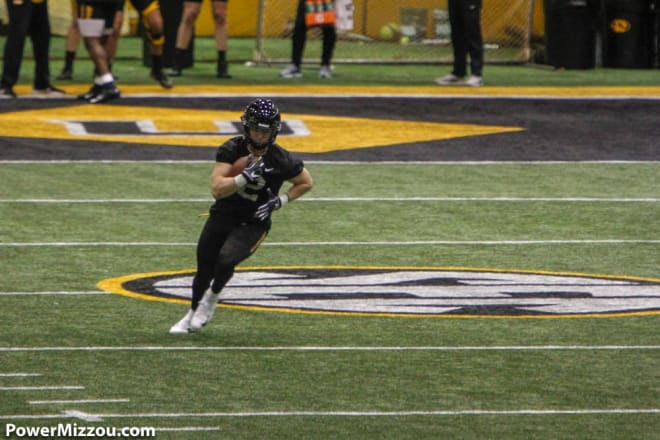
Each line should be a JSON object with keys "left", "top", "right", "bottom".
{"left": 319, "top": 65, "right": 332, "bottom": 79}
{"left": 434, "top": 73, "right": 465, "bottom": 85}
{"left": 465, "top": 75, "right": 484, "bottom": 87}
{"left": 169, "top": 309, "right": 194, "bottom": 335}
{"left": 190, "top": 289, "right": 221, "bottom": 331}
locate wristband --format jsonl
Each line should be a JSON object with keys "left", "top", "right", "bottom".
{"left": 280, "top": 193, "right": 289, "bottom": 206}
{"left": 233, "top": 174, "right": 247, "bottom": 188}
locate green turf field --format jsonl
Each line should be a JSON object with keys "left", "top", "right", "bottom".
{"left": 3, "top": 35, "right": 660, "bottom": 87}
{"left": 1, "top": 160, "right": 658, "bottom": 439}
{"left": 1, "top": 33, "right": 659, "bottom": 439}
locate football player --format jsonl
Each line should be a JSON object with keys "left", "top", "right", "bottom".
{"left": 128, "top": 0, "right": 173, "bottom": 88}
{"left": 170, "top": 99, "right": 314, "bottom": 334}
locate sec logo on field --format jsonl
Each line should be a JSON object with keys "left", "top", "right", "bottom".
{"left": 98, "top": 266, "right": 660, "bottom": 318}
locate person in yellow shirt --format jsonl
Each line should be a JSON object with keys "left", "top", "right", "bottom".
{"left": 1, "top": 0, "right": 65, "bottom": 97}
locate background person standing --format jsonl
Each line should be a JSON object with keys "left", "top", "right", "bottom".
{"left": 169, "top": 0, "right": 231, "bottom": 78}
{"left": 0, "top": 0, "right": 64, "bottom": 98}
{"left": 435, "top": 0, "right": 484, "bottom": 87}
{"left": 280, "top": 0, "right": 336, "bottom": 79}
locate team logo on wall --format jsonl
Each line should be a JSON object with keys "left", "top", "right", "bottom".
{"left": 98, "top": 266, "right": 660, "bottom": 318}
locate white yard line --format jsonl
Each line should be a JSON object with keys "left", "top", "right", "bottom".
{"left": 29, "top": 399, "right": 129, "bottom": 405}
{"left": 1, "top": 345, "right": 658, "bottom": 352}
{"left": 0, "top": 373, "right": 42, "bottom": 377}
{"left": 1, "top": 197, "right": 657, "bottom": 203}
{"left": 0, "top": 386, "right": 84, "bottom": 391}
{"left": 0, "top": 408, "right": 658, "bottom": 421}
{"left": 155, "top": 427, "right": 222, "bottom": 432}
{"left": 1, "top": 240, "right": 658, "bottom": 247}
{"left": 0, "top": 291, "right": 107, "bottom": 296}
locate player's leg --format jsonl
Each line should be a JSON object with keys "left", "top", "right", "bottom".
{"left": 212, "top": 0, "right": 231, "bottom": 78}
{"left": 1, "top": 0, "right": 31, "bottom": 97}
{"left": 57, "top": 1, "right": 80, "bottom": 80}
{"left": 319, "top": 23, "right": 336, "bottom": 78}
{"left": 280, "top": 0, "right": 306, "bottom": 78}
{"left": 190, "top": 222, "right": 269, "bottom": 331}
{"left": 170, "top": 0, "right": 202, "bottom": 76}
{"left": 106, "top": 4, "right": 124, "bottom": 74}
{"left": 170, "top": 215, "right": 229, "bottom": 334}
{"left": 77, "top": 1, "right": 120, "bottom": 103}
{"left": 132, "top": 0, "right": 172, "bottom": 88}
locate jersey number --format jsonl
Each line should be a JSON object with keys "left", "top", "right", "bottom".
{"left": 237, "top": 175, "right": 266, "bottom": 202}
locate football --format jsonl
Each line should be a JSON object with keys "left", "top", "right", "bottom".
{"left": 227, "top": 156, "right": 249, "bottom": 177}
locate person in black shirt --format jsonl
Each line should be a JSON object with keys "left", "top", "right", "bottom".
{"left": 170, "top": 99, "right": 314, "bottom": 334}
{"left": 0, "top": 0, "right": 64, "bottom": 98}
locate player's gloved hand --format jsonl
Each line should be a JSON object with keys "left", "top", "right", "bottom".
{"left": 254, "top": 189, "right": 287, "bottom": 221}
{"left": 234, "top": 155, "right": 264, "bottom": 188}
{"left": 241, "top": 155, "right": 264, "bottom": 184}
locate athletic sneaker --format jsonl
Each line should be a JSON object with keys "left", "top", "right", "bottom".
{"left": 217, "top": 61, "right": 232, "bottom": 79}
{"left": 280, "top": 64, "right": 302, "bottom": 79}
{"left": 77, "top": 84, "right": 101, "bottom": 101}
{"left": 56, "top": 69, "right": 73, "bottom": 80}
{"left": 169, "top": 309, "right": 194, "bottom": 335}
{"left": 434, "top": 73, "right": 465, "bottom": 85}
{"left": 190, "top": 289, "right": 220, "bottom": 331}
{"left": 0, "top": 86, "right": 16, "bottom": 98}
{"left": 168, "top": 66, "right": 182, "bottom": 77}
{"left": 32, "top": 85, "right": 66, "bottom": 97}
{"left": 465, "top": 75, "right": 483, "bottom": 87}
{"left": 87, "top": 83, "right": 121, "bottom": 104}
{"left": 151, "top": 70, "right": 173, "bottom": 89}
{"left": 319, "top": 65, "right": 332, "bottom": 79}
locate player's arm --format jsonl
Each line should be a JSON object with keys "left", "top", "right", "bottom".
{"left": 282, "top": 167, "right": 313, "bottom": 202}
{"left": 254, "top": 168, "right": 313, "bottom": 221}
{"left": 210, "top": 162, "right": 238, "bottom": 199}
{"left": 211, "top": 157, "right": 265, "bottom": 199}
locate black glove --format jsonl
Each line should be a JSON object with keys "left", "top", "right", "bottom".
{"left": 240, "top": 156, "right": 264, "bottom": 184}
{"left": 254, "top": 189, "right": 283, "bottom": 221}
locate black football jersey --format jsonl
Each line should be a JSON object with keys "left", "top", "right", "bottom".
{"left": 211, "top": 136, "right": 304, "bottom": 220}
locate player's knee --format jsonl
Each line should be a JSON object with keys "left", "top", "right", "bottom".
{"left": 213, "top": 13, "right": 226, "bottom": 26}
{"left": 146, "top": 29, "right": 164, "bottom": 46}
{"left": 216, "top": 252, "right": 241, "bottom": 269}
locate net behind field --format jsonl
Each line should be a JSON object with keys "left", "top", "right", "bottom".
{"left": 254, "top": 0, "right": 534, "bottom": 64}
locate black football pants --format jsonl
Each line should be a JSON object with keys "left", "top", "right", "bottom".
{"left": 291, "top": 0, "right": 336, "bottom": 67}
{"left": 448, "top": 0, "right": 484, "bottom": 77}
{"left": 191, "top": 214, "right": 269, "bottom": 309}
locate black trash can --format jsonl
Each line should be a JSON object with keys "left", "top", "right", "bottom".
{"left": 544, "top": 0, "right": 597, "bottom": 69}
{"left": 142, "top": 0, "right": 193, "bottom": 68}
{"left": 602, "top": 0, "right": 653, "bottom": 68}
{"left": 652, "top": 0, "right": 660, "bottom": 67}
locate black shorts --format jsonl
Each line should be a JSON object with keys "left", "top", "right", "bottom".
{"left": 76, "top": 0, "right": 121, "bottom": 33}
{"left": 127, "top": 0, "right": 159, "bottom": 14}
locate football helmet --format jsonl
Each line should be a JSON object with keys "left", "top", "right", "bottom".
{"left": 241, "top": 98, "right": 282, "bottom": 150}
